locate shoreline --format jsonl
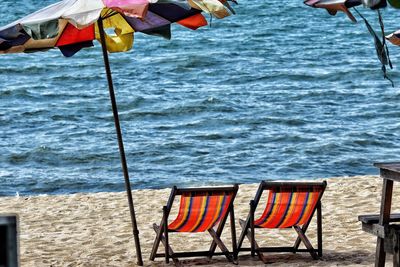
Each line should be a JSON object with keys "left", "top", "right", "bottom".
{"left": 0, "top": 175, "right": 393, "bottom": 266}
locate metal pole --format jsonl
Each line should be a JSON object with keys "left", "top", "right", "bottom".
{"left": 97, "top": 17, "right": 143, "bottom": 266}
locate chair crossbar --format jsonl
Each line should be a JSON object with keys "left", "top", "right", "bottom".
{"left": 239, "top": 247, "right": 319, "bottom": 253}
{"left": 175, "top": 186, "right": 239, "bottom": 195}
{"left": 293, "top": 248, "right": 319, "bottom": 253}
{"left": 155, "top": 251, "right": 227, "bottom": 258}
{"left": 240, "top": 247, "right": 294, "bottom": 253}
{"left": 261, "top": 181, "right": 327, "bottom": 191}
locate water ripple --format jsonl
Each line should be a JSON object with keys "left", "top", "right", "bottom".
{"left": 1, "top": 0, "right": 400, "bottom": 195}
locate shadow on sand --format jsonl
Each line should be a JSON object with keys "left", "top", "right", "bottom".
{"left": 149, "top": 249, "right": 375, "bottom": 266}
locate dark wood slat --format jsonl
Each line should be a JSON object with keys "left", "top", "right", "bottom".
{"left": 155, "top": 251, "right": 227, "bottom": 258}
{"left": 375, "top": 178, "right": 394, "bottom": 267}
{"left": 163, "top": 206, "right": 169, "bottom": 264}
{"left": 230, "top": 206, "right": 238, "bottom": 261}
{"left": 359, "top": 213, "right": 400, "bottom": 224}
{"left": 374, "top": 162, "right": 400, "bottom": 177}
{"left": 175, "top": 185, "right": 238, "bottom": 195}
{"left": 317, "top": 202, "right": 323, "bottom": 257}
{"left": 239, "top": 247, "right": 293, "bottom": 252}
{"left": 262, "top": 181, "right": 327, "bottom": 192}
{"left": 250, "top": 200, "right": 256, "bottom": 257}
{"left": 239, "top": 247, "right": 318, "bottom": 253}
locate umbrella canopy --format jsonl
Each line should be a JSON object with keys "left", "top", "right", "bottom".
{"left": 0, "top": 0, "right": 235, "bottom": 56}
{"left": 0, "top": 0, "right": 237, "bottom": 265}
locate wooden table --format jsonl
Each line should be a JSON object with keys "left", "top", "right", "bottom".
{"left": 372, "top": 163, "right": 400, "bottom": 266}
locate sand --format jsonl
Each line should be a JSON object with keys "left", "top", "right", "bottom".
{"left": 0, "top": 175, "right": 396, "bottom": 266}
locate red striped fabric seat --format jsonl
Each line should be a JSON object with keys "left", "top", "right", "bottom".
{"left": 254, "top": 186, "right": 324, "bottom": 229}
{"left": 168, "top": 192, "right": 233, "bottom": 232}
{"left": 150, "top": 185, "right": 238, "bottom": 264}
{"left": 237, "top": 181, "right": 327, "bottom": 263}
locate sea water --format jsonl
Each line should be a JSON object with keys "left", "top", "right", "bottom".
{"left": 1, "top": 0, "right": 400, "bottom": 195}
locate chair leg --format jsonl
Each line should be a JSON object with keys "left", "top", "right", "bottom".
{"left": 153, "top": 224, "right": 181, "bottom": 266}
{"left": 208, "top": 209, "right": 231, "bottom": 259}
{"left": 230, "top": 207, "right": 238, "bottom": 262}
{"left": 237, "top": 217, "right": 249, "bottom": 251}
{"left": 163, "top": 206, "right": 169, "bottom": 264}
{"left": 317, "top": 202, "right": 323, "bottom": 257}
{"left": 293, "top": 226, "right": 318, "bottom": 260}
{"left": 250, "top": 200, "right": 256, "bottom": 257}
{"left": 293, "top": 219, "right": 311, "bottom": 252}
{"left": 150, "top": 222, "right": 164, "bottom": 261}
{"left": 208, "top": 228, "right": 234, "bottom": 262}
{"left": 293, "top": 201, "right": 323, "bottom": 259}
{"left": 394, "top": 234, "right": 400, "bottom": 267}
{"left": 238, "top": 219, "right": 269, "bottom": 264}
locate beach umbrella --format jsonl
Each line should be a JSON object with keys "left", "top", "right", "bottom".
{"left": 0, "top": 0, "right": 237, "bottom": 265}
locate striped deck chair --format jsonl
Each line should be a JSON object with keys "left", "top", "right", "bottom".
{"left": 150, "top": 184, "right": 239, "bottom": 266}
{"left": 237, "top": 181, "right": 327, "bottom": 263}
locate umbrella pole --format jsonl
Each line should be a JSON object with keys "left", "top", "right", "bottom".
{"left": 97, "top": 18, "right": 143, "bottom": 266}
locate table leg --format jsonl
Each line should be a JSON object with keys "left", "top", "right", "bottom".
{"left": 376, "top": 179, "right": 393, "bottom": 267}
{"left": 393, "top": 233, "right": 400, "bottom": 267}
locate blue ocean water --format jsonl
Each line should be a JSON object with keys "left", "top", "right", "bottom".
{"left": 1, "top": 0, "right": 400, "bottom": 196}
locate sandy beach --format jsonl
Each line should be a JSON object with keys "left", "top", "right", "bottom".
{"left": 0, "top": 175, "right": 396, "bottom": 266}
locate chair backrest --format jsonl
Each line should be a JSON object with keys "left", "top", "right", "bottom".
{"left": 167, "top": 185, "right": 238, "bottom": 232}
{"left": 253, "top": 181, "right": 327, "bottom": 229}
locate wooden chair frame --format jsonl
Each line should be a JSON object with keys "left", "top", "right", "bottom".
{"left": 237, "top": 181, "right": 327, "bottom": 264}
{"left": 150, "top": 184, "right": 239, "bottom": 266}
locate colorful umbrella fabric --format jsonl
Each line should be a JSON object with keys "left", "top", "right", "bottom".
{"left": 304, "top": 0, "right": 400, "bottom": 46}
{"left": 304, "top": 0, "right": 361, "bottom": 22}
{"left": 304, "top": 0, "right": 400, "bottom": 85}
{"left": 387, "top": 30, "right": 400, "bottom": 45}
{"left": 0, "top": 0, "right": 236, "bottom": 57}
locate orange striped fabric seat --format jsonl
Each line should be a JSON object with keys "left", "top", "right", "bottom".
{"left": 254, "top": 186, "right": 324, "bottom": 229}
{"left": 168, "top": 192, "right": 233, "bottom": 232}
